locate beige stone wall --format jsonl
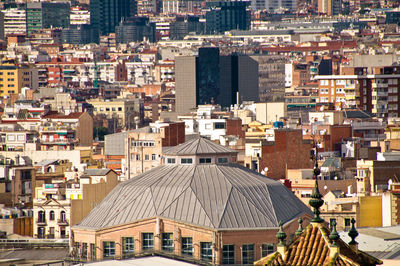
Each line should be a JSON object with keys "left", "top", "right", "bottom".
{"left": 77, "top": 112, "right": 93, "bottom": 147}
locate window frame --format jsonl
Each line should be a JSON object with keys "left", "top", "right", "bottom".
{"left": 200, "top": 242, "right": 213, "bottom": 262}
{"left": 161, "top": 232, "right": 174, "bottom": 252}
{"left": 182, "top": 237, "right": 193, "bottom": 256}
{"left": 242, "top": 244, "right": 254, "bottom": 264}
{"left": 122, "top": 237, "right": 134, "bottom": 255}
{"left": 142, "top": 233, "right": 154, "bottom": 251}
{"left": 222, "top": 244, "right": 235, "bottom": 264}
{"left": 103, "top": 241, "right": 115, "bottom": 258}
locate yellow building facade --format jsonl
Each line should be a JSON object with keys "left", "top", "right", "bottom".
{"left": 0, "top": 64, "right": 31, "bottom": 98}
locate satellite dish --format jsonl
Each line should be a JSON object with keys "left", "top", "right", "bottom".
{"left": 264, "top": 167, "right": 269, "bottom": 172}
{"left": 324, "top": 185, "right": 327, "bottom": 190}
{"left": 261, "top": 171, "right": 265, "bottom": 175}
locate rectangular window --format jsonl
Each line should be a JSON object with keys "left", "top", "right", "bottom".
{"left": 223, "top": 244, "right": 235, "bottom": 264}
{"left": 261, "top": 243, "right": 274, "bottom": 257}
{"left": 136, "top": 154, "right": 140, "bottom": 160}
{"left": 182, "top": 237, "right": 193, "bottom": 256}
{"left": 82, "top": 243, "right": 88, "bottom": 259}
{"left": 145, "top": 154, "right": 149, "bottom": 160}
{"left": 162, "top": 233, "right": 174, "bottom": 252}
{"left": 142, "top": 233, "right": 154, "bottom": 251}
{"left": 123, "top": 237, "right": 134, "bottom": 255}
{"left": 181, "top": 158, "right": 193, "bottom": 164}
{"left": 214, "top": 122, "right": 226, "bottom": 129}
{"left": 152, "top": 154, "right": 156, "bottom": 160}
{"left": 90, "top": 243, "right": 96, "bottom": 260}
{"left": 345, "top": 218, "right": 351, "bottom": 227}
{"left": 199, "top": 158, "right": 212, "bottom": 164}
{"left": 103, "top": 241, "right": 115, "bottom": 258}
{"left": 242, "top": 244, "right": 254, "bottom": 264}
{"left": 217, "top": 157, "right": 228, "bottom": 164}
{"left": 167, "top": 158, "right": 176, "bottom": 164}
{"left": 118, "top": 107, "right": 122, "bottom": 111}
{"left": 200, "top": 242, "right": 212, "bottom": 261}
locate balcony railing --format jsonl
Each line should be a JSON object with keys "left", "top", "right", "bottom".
{"left": 41, "top": 139, "right": 77, "bottom": 144}
{"left": 36, "top": 219, "right": 46, "bottom": 226}
{"left": 58, "top": 219, "right": 69, "bottom": 226}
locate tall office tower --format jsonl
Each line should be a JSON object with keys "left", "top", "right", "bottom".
{"left": 26, "top": 2, "right": 70, "bottom": 37}
{"left": 175, "top": 47, "right": 259, "bottom": 115}
{"left": 250, "top": 0, "right": 297, "bottom": 12}
{"left": 1, "top": 8, "right": 26, "bottom": 36}
{"left": 90, "top": 0, "right": 136, "bottom": 41}
{"left": 115, "top": 17, "right": 156, "bottom": 43}
{"left": 318, "top": 0, "right": 342, "bottom": 15}
{"left": 205, "top": 1, "right": 250, "bottom": 34}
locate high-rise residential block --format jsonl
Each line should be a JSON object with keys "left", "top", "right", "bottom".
{"left": 175, "top": 47, "right": 259, "bottom": 115}
{"left": 1, "top": 8, "right": 26, "bottom": 36}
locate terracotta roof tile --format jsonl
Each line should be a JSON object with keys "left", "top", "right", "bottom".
{"left": 254, "top": 223, "right": 382, "bottom": 266}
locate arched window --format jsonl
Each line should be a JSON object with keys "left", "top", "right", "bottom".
{"left": 60, "top": 211, "right": 66, "bottom": 222}
{"left": 49, "top": 211, "right": 55, "bottom": 220}
{"left": 38, "top": 211, "right": 45, "bottom": 222}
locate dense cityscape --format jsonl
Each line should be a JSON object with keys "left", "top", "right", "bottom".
{"left": 0, "top": 0, "right": 400, "bottom": 265}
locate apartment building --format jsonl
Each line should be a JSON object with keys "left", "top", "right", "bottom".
{"left": 0, "top": 64, "right": 31, "bottom": 98}
{"left": 88, "top": 98, "right": 144, "bottom": 129}
{"left": 316, "top": 55, "right": 400, "bottom": 118}
{"left": 1, "top": 8, "right": 26, "bottom": 36}
{"left": 40, "top": 112, "right": 93, "bottom": 150}
{"left": 126, "top": 121, "right": 185, "bottom": 176}
{"left": 33, "top": 169, "right": 118, "bottom": 239}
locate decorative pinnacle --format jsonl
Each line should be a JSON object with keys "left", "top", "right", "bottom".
{"left": 276, "top": 221, "right": 287, "bottom": 246}
{"left": 309, "top": 149, "right": 324, "bottom": 223}
{"left": 295, "top": 217, "right": 303, "bottom": 237}
{"left": 348, "top": 218, "right": 359, "bottom": 245}
{"left": 329, "top": 219, "right": 339, "bottom": 247}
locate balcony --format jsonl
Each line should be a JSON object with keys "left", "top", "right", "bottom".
{"left": 41, "top": 138, "right": 77, "bottom": 145}
{"left": 58, "top": 219, "right": 69, "bottom": 226}
{"left": 372, "top": 83, "right": 388, "bottom": 88}
{"left": 372, "top": 91, "right": 388, "bottom": 97}
{"left": 36, "top": 219, "right": 46, "bottom": 226}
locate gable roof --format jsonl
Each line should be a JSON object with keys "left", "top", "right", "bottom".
{"left": 255, "top": 223, "right": 382, "bottom": 266}
{"left": 163, "top": 137, "right": 237, "bottom": 156}
{"left": 74, "top": 164, "right": 311, "bottom": 231}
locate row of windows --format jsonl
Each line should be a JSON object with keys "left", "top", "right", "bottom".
{"left": 94, "top": 107, "right": 134, "bottom": 112}
{"left": 37, "top": 210, "right": 66, "bottom": 222}
{"left": 92, "top": 234, "right": 274, "bottom": 264}
{"left": 0, "top": 72, "right": 15, "bottom": 75}
{"left": 166, "top": 157, "right": 229, "bottom": 165}
{"left": 131, "top": 141, "right": 155, "bottom": 147}
{"left": 132, "top": 154, "right": 157, "bottom": 161}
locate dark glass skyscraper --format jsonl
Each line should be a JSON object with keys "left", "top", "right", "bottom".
{"left": 175, "top": 47, "right": 259, "bottom": 115}
{"left": 26, "top": 2, "right": 70, "bottom": 37}
{"left": 90, "top": 0, "right": 136, "bottom": 41}
{"left": 205, "top": 1, "right": 250, "bottom": 34}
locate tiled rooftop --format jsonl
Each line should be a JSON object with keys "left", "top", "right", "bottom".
{"left": 255, "top": 222, "right": 381, "bottom": 266}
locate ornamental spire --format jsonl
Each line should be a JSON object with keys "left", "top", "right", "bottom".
{"left": 309, "top": 146, "right": 324, "bottom": 223}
